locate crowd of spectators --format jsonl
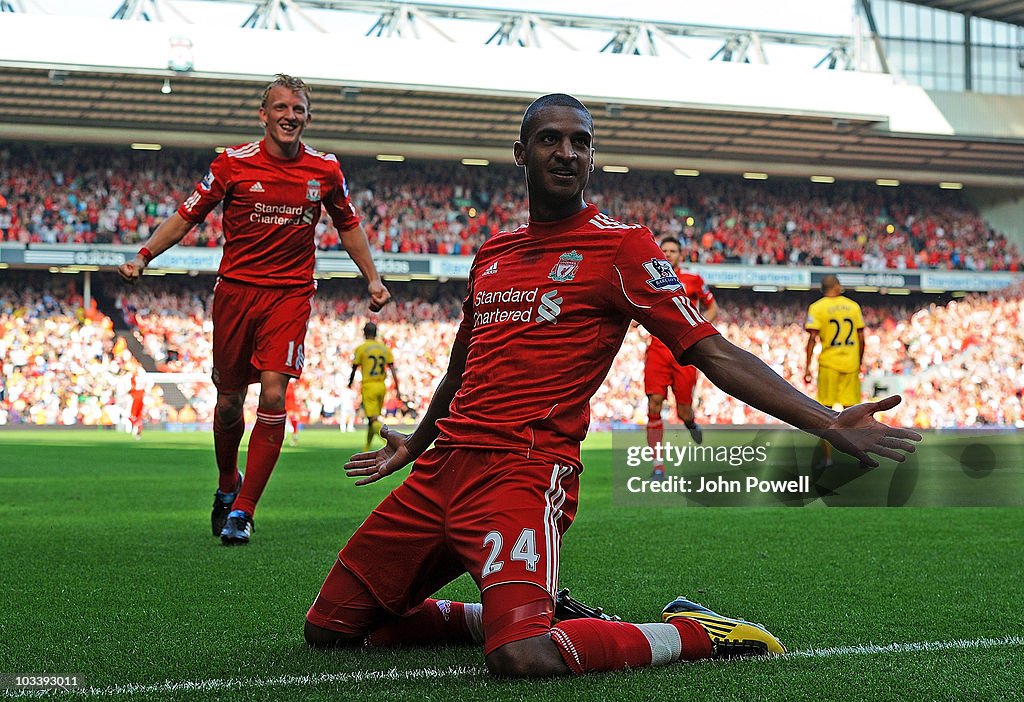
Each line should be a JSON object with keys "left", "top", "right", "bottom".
{"left": 1, "top": 142, "right": 1020, "bottom": 271}
{"left": 5, "top": 274, "right": 1018, "bottom": 430}
{"left": 109, "top": 278, "right": 466, "bottom": 428}
{"left": 0, "top": 276, "right": 147, "bottom": 426}
{"left": 618, "top": 286, "right": 1024, "bottom": 429}
{"left": 0, "top": 145, "right": 217, "bottom": 248}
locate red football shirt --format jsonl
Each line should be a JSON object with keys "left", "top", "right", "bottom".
{"left": 435, "top": 205, "right": 719, "bottom": 467}
{"left": 648, "top": 270, "right": 715, "bottom": 359}
{"left": 177, "top": 140, "right": 361, "bottom": 286}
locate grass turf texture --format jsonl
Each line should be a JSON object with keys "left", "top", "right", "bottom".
{"left": 1, "top": 428, "right": 1022, "bottom": 701}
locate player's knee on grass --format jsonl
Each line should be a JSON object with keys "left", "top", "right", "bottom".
{"left": 306, "top": 560, "right": 383, "bottom": 648}
{"left": 303, "top": 619, "right": 363, "bottom": 648}
{"left": 482, "top": 583, "right": 567, "bottom": 677}
{"left": 485, "top": 636, "right": 570, "bottom": 678}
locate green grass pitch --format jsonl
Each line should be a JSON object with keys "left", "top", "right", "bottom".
{"left": 1, "top": 428, "right": 1022, "bottom": 701}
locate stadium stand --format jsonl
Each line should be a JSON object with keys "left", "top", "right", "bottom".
{"left": 3, "top": 271, "right": 1019, "bottom": 430}
{"left": 0, "top": 273, "right": 148, "bottom": 426}
{"left": 1, "top": 143, "right": 1019, "bottom": 271}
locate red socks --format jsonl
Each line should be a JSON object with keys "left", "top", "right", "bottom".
{"left": 550, "top": 620, "right": 651, "bottom": 673}
{"left": 366, "top": 599, "right": 484, "bottom": 647}
{"left": 354, "top": 597, "right": 714, "bottom": 674}
{"left": 647, "top": 414, "right": 664, "bottom": 470}
{"left": 231, "top": 410, "right": 286, "bottom": 516}
{"left": 550, "top": 617, "right": 712, "bottom": 674}
{"left": 213, "top": 411, "right": 245, "bottom": 493}
{"left": 647, "top": 414, "right": 664, "bottom": 449}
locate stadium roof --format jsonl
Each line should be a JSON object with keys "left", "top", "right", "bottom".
{"left": 4, "top": 65, "right": 1023, "bottom": 186}
{"left": 899, "top": 1, "right": 1024, "bottom": 27}
{"left": 1, "top": 7, "right": 1022, "bottom": 186}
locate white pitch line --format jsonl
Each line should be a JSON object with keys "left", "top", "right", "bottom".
{"left": 784, "top": 635, "right": 1024, "bottom": 659}
{"left": 5, "top": 636, "right": 1023, "bottom": 698}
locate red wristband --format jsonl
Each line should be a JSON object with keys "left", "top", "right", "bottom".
{"left": 138, "top": 247, "right": 154, "bottom": 264}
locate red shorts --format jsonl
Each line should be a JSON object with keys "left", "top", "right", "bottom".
{"left": 211, "top": 278, "right": 314, "bottom": 393}
{"left": 644, "top": 342, "right": 697, "bottom": 405}
{"left": 308, "top": 447, "right": 579, "bottom": 653}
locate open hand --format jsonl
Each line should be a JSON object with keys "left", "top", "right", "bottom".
{"left": 344, "top": 424, "right": 413, "bottom": 486}
{"left": 820, "top": 395, "right": 922, "bottom": 467}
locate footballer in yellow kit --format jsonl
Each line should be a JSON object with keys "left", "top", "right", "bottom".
{"left": 804, "top": 275, "right": 865, "bottom": 409}
{"left": 349, "top": 322, "right": 400, "bottom": 450}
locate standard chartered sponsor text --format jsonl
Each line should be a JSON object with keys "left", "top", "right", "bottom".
{"left": 474, "top": 287, "right": 538, "bottom": 326}
{"left": 250, "top": 202, "right": 309, "bottom": 225}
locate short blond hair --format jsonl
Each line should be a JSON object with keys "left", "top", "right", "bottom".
{"left": 261, "top": 74, "right": 310, "bottom": 108}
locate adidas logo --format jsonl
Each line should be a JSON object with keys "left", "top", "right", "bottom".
{"left": 249, "top": 181, "right": 265, "bottom": 192}
{"left": 482, "top": 261, "right": 499, "bottom": 276}
{"left": 691, "top": 616, "right": 737, "bottom": 639}
{"left": 436, "top": 599, "right": 452, "bottom": 621}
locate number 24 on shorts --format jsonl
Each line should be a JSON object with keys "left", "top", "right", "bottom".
{"left": 482, "top": 529, "right": 540, "bottom": 575}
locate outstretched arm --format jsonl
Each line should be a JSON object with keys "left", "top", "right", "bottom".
{"left": 117, "top": 213, "right": 194, "bottom": 282}
{"left": 344, "top": 340, "right": 468, "bottom": 485}
{"left": 684, "top": 334, "right": 920, "bottom": 466}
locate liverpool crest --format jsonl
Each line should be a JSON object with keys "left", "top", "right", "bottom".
{"left": 549, "top": 250, "right": 583, "bottom": 282}
{"left": 306, "top": 179, "right": 321, "bottom": 202}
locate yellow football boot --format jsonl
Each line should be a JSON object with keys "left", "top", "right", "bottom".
{"left": 663, "top": 597, "right": 786, "bottom": 657}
